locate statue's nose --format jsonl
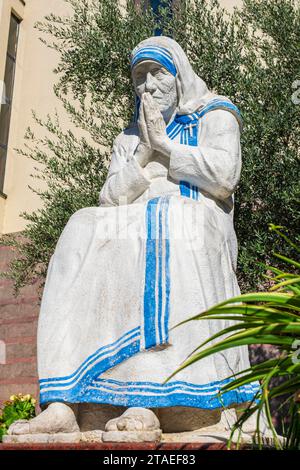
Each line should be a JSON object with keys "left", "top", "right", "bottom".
{"left": 144, "top": 72, "right": 157, "bottom": 93}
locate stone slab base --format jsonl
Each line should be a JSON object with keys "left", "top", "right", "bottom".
{"left": 2, "top": 429, "right": 249, "bottom": 445}
{"left": 162, "top": 430, "right": 252, "bottom": 444}
{"left": 2, "top": 431, "right": 280, "bottom": 449}
{"left": 80, "top": 430, "right": 103, "bottom": 442}
{"left": 2, "top": 430, "right": 106, "bottom": 444}
{"left": 102, "top": 430, "right": 162, "bottom": 443}
{"left": 2, "top": 428, "right": 255, "bottom": 445}
{"left": 2, "top": 432, "right": 81, "bottom": 444}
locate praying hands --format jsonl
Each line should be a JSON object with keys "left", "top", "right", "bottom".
{"left": 135, "top": 92, "right": 172, "bottom": 168}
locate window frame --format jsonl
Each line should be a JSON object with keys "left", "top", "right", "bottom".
{"left": 0, "top": 12, "right": 21, "bottom": 195}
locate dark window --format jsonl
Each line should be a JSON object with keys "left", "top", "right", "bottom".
{"left": 150, "top": 0, "right": 161, "bottom": 14}
{"left": 134, "top": 1, "right": 175, "bottom": 19}
{"left": 149, "top": 0, "right": 175, "bottom": 36}
{"left": 0, "top": 13, "right": 21, "bottom": 193}
{"left": 150, "top": 0, "right": 179, "bottom": 13}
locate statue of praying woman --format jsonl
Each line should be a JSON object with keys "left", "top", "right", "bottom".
{"left": 8, "top": 36, "right": 262, "bottom": 440}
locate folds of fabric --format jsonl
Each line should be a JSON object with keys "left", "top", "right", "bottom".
{"left": 38, "top": 195, "right": 259, "bottom": 408}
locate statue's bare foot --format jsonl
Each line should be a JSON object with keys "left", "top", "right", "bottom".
{"left": 8, "top": 402, "right": 80, "bottom": 435}
{"left": 105, "top": 407, "right": 160, "bottom": 432}
{"left": 103, "top": 408, "right": 161, "bottom": 442}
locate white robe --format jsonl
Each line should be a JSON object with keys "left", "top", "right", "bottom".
{"left": 37, "top": 106, "right": 259, "bottom": 408}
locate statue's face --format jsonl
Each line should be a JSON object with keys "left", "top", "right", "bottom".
{"left": 132, "top": 60, "right": 177, "bottom": 116}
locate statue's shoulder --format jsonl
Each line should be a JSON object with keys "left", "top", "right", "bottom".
{"left": 200, "top": 95, "right": 242, "bottom": 131}
{"left": 204, "top": 94, "right": 237, "bottom": 109}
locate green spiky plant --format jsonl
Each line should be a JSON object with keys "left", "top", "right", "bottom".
{"left": 167, "top": 224, "right": 300, "bottom": 450}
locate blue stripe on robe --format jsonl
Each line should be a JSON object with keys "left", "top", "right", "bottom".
{"left": 142, "top": 196, "right": 170, "bottom": 349}
{"left": 40, "top": 372, "right": 260, "bottom": 408}
{"left": 39, "top": 328, "right": 141, "bottom": 390}
{"left": 143, "top": 197, "right": 160, "bottom": 349}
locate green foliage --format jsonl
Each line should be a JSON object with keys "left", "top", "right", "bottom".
{"left": 167, "top": 225, "right": 300, "bottom": 449}
{"left": 0, "top": 0, "right": 299, "bottom": 293}
{"left": 0, "top": 394, "right": 36, "bottom": 442}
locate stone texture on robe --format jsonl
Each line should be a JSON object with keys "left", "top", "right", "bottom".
{"left": 37, "top": 106, "right": 258, "bottom": 409}
{"left": 36, "top": 36, "right": 259, "bottom": 411}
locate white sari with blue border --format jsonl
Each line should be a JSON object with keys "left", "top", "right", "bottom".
{"left": 38, "top": 96, "right": 260, "bottom": 409}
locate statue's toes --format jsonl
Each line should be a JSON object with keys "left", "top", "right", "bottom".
{"left": 105, "top": 417, "right": 119, "bottom": 432}
{"left": 8, "top": 420, "right": 30, "bottom": 435}
{"left": 117, "top": 417, "right": 143, "bottom": 431}
{"left": 105, "top": 408, "right": 161, "bottom": 434}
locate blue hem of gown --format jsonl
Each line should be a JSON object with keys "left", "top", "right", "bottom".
{"left": 40, "top": 377, "right": 260, "bottom": 409}
{"left": 39, "top": 327, "right": 260, "bottom": 408}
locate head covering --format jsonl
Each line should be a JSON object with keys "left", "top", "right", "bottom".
{"left": 131, "top": 45, "right": 177, "bottom": 77}
{"left": 131, "top": 36, "right": 216, "bottom": 116}
{"left": 130, "top": 36, "right": 242, "bottom": 137}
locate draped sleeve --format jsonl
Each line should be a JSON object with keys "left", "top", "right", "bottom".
{"left": 168, "top": 109, "right": 241, "bottom": 201}
{"left": 99, "top": 131, "right": 151, "bottom": 207}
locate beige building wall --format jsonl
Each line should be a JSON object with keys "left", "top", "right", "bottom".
{"left": 0, "top": 0, "right": 242, "bottom": 235}
{"left": 220, "top": 0, "right": 242, "bottom": 9}
{"left": 0, "top": 0, "right": 73, "bottom": 234}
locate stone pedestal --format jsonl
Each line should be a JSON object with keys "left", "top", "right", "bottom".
{"left": 2, "top": 429, "right": 252, "bottom": 445}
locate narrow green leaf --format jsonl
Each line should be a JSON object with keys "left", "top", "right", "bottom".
{"left": 270, "top": 277, "right": 300, "bottom": 291}
{"left": 273, "top": 253, "right": 300, "bottom": 269}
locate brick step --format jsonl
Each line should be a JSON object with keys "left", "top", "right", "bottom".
{"left": 0, "top": 293, "right": 40, "bottom": 308}
{"left": 0, "top": 377, "right": 38, "bottom": 385}
{"left": 0, "top": 318, "right": 38, "bottom": 341}
{"left": 5, "top": 356, "right": 36, "bottom": 365}
{"left": 0, "top": 302, "right": 39, "bottom": 323}
{"left": 5, "top": 336, "right": 36, "bottom": 345}
{"left": 0, "top": 315, "right": 38, "bottom": 326}
{"left": 0, "top": 382, "right": 39, "bottom": 403}
{"left": 6, "top": 342, "right": 37, "bottom": 361}
{"left": 0, "top": 361, "right": 37, "bottom": 381}
{"left": 0, "top": 277, "right": 41, "bottom": 306}
{"left": 0, "top": 245, "right": 16, "bottom": 271}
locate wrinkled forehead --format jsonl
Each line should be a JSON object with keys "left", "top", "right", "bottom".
{"left": 132, "top": 60, "right": 166, "bottom": 76}
{"left": 131, "top": 45, "right": 177, "bottom": 77}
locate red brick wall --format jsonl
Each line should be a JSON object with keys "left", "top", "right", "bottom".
{"left": 0, "top": 244, "right": 40, "bottom": 404}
